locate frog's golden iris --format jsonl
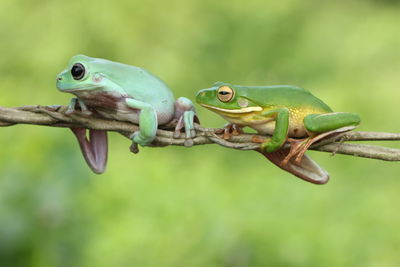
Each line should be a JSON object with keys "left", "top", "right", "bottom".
{"left": 217, "top": 86, "right": 234, "bottom": 102}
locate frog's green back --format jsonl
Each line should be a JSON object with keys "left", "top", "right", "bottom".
{"left": 234, "top": 85, "right": 333, "bottom": 112}
{"left": 69, "top": 55, "right": 175, "bottom": 106}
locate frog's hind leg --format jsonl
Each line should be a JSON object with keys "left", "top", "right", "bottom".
{"left": 286, "top": 112, "right": 361, "bottom": 164}
{"left": 293, "top": 125, "right": 356, "bottom": 163}
{"left": 172, "top": 97, "right": 199, "bottom": 145}
{"left": 70, "top": 128, "right": 108, "bottom": 174}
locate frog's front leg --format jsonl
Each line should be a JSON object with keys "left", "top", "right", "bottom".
{"left": 66, "top": 97, "right": 92, "bottom": 115}
{"left": 173, "top": 97, "right": 199, "bottom": 141}
{"left": 125, "top": 98, "right": 158, "bottom": 146}
{"left": 260, "top": 108, "right": 290, "bottom": 153}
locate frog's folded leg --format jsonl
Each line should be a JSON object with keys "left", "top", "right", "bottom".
{"left": 172, "top": 97, "right": 200, "bottom": 140}
{"left": 256, "top": 148, "right": 329, "bottom": 184}
{"left": 70, "top": 128, "right": 108, "bottom": 174}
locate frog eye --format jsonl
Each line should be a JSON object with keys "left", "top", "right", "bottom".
{"left": 71, "top": 63, "right": 86, "bottom": 80}
{"left": 217, "top": 86, "right": 234, "bottom": 102}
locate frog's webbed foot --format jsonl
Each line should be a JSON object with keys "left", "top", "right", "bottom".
{"left": 70, "top": 127, "right": 108, "bottom": 174}
{"left": 173, "top": 97, "right": 199, "bottom": 146}
{"left": 282, "top": 126, "right": 357, "bottom": 165}
{"left": 66, "top": 98, "right": 92, "bottom": 116}
{"left": 216, "top": 123, "right": 243, "bottom": 140}
{"left": 257, "top": 148, "right": 329, "bottom": 184}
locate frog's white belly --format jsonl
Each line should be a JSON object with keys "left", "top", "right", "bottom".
{"left": 251, "top": 121, "right": 308, "bottom": 138}
{"left": 223, "top": 114, "right": 308, "bottom": 138}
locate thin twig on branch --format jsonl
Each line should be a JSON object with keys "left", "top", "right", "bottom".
{"left": 1, "top": 105, "right": 400, "bottom": 161}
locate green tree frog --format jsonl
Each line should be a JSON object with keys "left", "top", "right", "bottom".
{"left": 196, "top": 82, "right": 360, "bottom": 184}
{"left": 57, "top": 55, "right": 198, "bottom": 173}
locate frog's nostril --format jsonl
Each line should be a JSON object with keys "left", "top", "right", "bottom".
{"left": 57, "top": 77, "right": 62, "bottom": 81}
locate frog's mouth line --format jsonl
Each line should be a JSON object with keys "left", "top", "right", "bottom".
{"left": 199, "top": 103, "right": 262, "bottom": 114}
{"left": 58, "top": 85, "right": 101, "bottom": 92}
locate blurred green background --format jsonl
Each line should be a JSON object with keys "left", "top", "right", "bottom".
{"left": 1, "top": 0, "right": 400, "bottom": 266}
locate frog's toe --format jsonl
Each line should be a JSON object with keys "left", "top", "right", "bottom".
{"left": 129, "top": 142, "right": 139, "bottom": 154}
{"left": 81, "top": 110, "right": 93, "bottom": 116}
{"left": 173, "top": 116, "right": 184, "bottom": 138}
{"left": 65, "top": 108, "right": 75, "bottom": 115}
{"left": 222, "top": 123, "right": 243, "bottom": 139}
{"left": 173, "top": 97, "right": 199, "bottom": 139}
{"left": 183, "top": 110, "right": 196, "bottom": 139}
{"left": 173, "top": 110, "right": 197, "bottom": 139}
{"left": 66, "top": 104, "right": 77, "bottom": 115}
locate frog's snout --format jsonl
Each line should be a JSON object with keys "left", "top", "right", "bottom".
{"left": 195, "top": 90, "right": 206, "bottom": 103}
{"left": 196, "top": 91, "right": 206, "bottom": 98}
{"left": 56, "top": 73, "right": 67, "bottom": 91}
{"left": 56, "top": 69, "right": 68, "bottom": 83}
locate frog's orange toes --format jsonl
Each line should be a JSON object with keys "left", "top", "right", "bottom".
{"left": 293, "top": 126, "right": 356, "bottom": 164}
{"left": 222, "top": 123, "right": 243, "bottom": 140}
{"left": 294, "top": 138, "right": 315, "bottom": 164}
{"left": 281, "top": 138, "right": 308, "bottom": 166}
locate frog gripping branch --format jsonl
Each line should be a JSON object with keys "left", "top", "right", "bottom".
{"left": 56, "top": 55, "right": 198, "bottom": 173}
{"left": 196, "top": 82, "right": 361, "bottom": 184}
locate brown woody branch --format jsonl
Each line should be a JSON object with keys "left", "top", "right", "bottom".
{"left": 1, "top": 105, "right": 400, "bottom": 161}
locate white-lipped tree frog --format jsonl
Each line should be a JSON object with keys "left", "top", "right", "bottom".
{"left": 57, "top": 55, "right": 198, "bottom": 173}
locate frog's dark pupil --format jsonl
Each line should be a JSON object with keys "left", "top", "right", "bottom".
{"left": 71, "top": 63, "right": 85, "bottom": 80}
{"left": 219, "top": 91, "right": 230, "bottom": 95}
